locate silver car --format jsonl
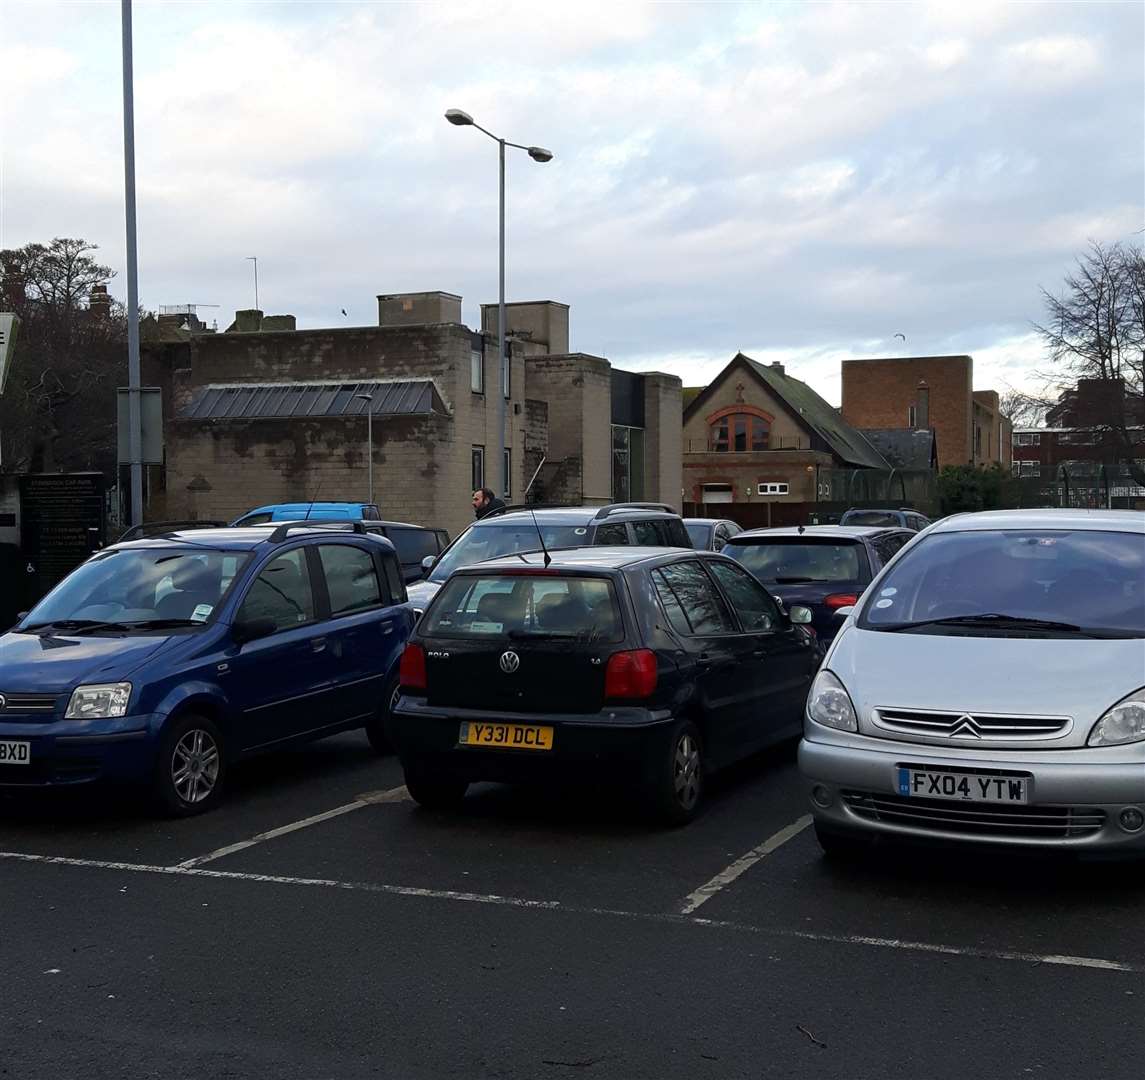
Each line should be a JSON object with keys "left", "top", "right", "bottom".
{"left": 799, "top": 509, "right": 1145, "bottom": 857}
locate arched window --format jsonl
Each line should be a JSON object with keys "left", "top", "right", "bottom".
{"left": 709, "top": 410, "right": 770, "bottom": 452}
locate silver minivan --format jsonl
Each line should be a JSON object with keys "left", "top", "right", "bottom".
{"left": 799, "top": 509, "right": 1145, "bottom": 857}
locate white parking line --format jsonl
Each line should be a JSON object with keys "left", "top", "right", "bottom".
{"left": 1, "top": 849, "right": 1138, "bottom": 974}
{"left": 679, "top": 815, "right": 813, "bottom": 915}
{"left": 174, "top": 784, "right": 410, "bottom": 869}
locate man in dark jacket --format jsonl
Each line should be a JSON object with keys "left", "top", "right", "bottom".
{"left": 472, "top": 488, "right": 507, "bottom": 519}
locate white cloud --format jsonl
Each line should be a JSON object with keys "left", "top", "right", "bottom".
{"left": 1004, "top": 34, "right": 1101, "bottom": 87}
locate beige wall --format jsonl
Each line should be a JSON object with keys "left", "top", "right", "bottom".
{"left": 482, "top": 301, "right": 570, "bottom": 355}
{"left": 642, "top": 372, "right": 683, "bottom": 510}
{"left": 683, "top": 364, "right": 809, "bottom": 452}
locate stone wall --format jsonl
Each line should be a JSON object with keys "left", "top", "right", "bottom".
{"left": 642, "top": 372, "right": 683, "bottom": 510}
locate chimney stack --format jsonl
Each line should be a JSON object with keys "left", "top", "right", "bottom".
{"left": 770, "top": 361, "right": 785, "bottom": 375}
{"left": 89, "top": 283, "right": 111, "bottom": 320}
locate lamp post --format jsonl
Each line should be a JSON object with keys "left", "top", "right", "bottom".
{"left": 444, "top": 108, "right": 552, "bottom": 499}
{"left": 354, "top": 393, "right": 374, "bottom": 507}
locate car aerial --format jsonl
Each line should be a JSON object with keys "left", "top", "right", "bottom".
{"left": 721, "top": 525, "right": 915, "bottom": 642}
{"left": 389, "top": 546, "right": 819, "bottom": 824}
{"left": 231, "top": 501, "right": 382, "bottom": 526}
{"left": 839, "top": 508, "right": 932, "bottom": 531}
{"left": 684, "top": 518, "right": 742, "bottom": 552}
{"left": 799, "top": 509, "right": 1145, "bottom": 859}
{"left": 0, "top": 521, "right": 414, "bottom": 815}
{"left": 407, "top": 503, "right": 694, "bottom": 611}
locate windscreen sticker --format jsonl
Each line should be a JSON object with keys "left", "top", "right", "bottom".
{"left": 875, "top": 598, "right": 894, "bottom": 609}
{"left": 879, "top": 587, "right": 897, "bottom": 597}
{"left": 191, "top": 604, "right": 213, "bottom": 622}
{"left": 468, "top": 621, "right": 503, "bottom": 634}
{"left": 574, "top": 528, "right": 587, "bottom": 535}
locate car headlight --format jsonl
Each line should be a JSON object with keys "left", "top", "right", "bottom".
{"left": 807, "top": 669, "right": 858, "bottom": 732}
{"left": 1088, "top": 688, "right": 1145, "bottom": 747}
{"left": 65, "top": 683, "right": 132, "bottom": 720}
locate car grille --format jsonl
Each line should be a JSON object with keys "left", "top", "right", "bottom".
{"left": 0, "top": 693, "right": 61, "bottom": 718}
{"left": 842, "top": 790, "right": 1106, "bottom": 839}
{"left": 873, "top": 707, "right": 1071, "bottom": 742}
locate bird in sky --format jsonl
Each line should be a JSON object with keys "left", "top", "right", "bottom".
{"left": 893, "top": 332, "right": 906, "bottom": 342}
{"left": 341, "top": 308, "right": 348, "bottom": 317}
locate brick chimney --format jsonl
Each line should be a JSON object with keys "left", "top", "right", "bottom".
{"left": 770, "top": 361, "right": 785, "bottom": 375}
{"left": 89, "top": 283, "right": 111, "bottom": 320}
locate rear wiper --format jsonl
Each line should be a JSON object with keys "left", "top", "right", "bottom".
{"left": 883, "top": 613, "right": 1089, "bottom": 635}
{"left": 773, "top": 576, "right": 815, "bottom": 584}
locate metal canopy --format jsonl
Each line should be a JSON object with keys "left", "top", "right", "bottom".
{"left": 180, "top": 380, "right": 445, "bottom": 421}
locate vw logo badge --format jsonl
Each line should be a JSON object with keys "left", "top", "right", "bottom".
{"left": 499, "top": 651, "right": 520, "bottom": 674}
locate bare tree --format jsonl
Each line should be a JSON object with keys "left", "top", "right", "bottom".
{"left": 998, "top": 387, "right": 1053, "bottom": 430}
{"left": 0, "top": 238, "right": 125, "bottom": 475}
{"left": 1033, "top": 240, "right": 1145, "bottom": 485}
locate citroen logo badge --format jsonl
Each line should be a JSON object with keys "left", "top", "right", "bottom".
{"left": 0, "top": 694, "right": 6, "bottom": 711}
{"left": 951, "top": 714, "right": 981, "bottom": 739}
{"left": 499, "top": 651, "right": 520, "bottom": 674}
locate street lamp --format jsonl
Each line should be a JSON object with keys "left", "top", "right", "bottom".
{"left": 445, "top": 108, "right": 553, "bottom": 499}
{"left": 354, "top": 393, "right": 374, "bottom": 507}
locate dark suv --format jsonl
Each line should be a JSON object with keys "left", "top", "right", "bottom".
{"left": 407, "top": 503, "right": 692, "bottom": 610}
{"left": 390, "top": 548, "right": 818, "bottom": 824}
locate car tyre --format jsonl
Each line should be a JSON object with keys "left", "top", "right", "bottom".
{"left": 152, "top": 713, "right": 226, "bottom": 817}
{"left": 403, "top": 760, "right": 468, "bottom": 811}
{"left": 814, "top": 822, "right": 871, "bottom": 861}
{"left": 646, "top": 718, "right": 704, "bottom": 826}
{"left": 365, "top": 676, "right": 399, "bottom": 756}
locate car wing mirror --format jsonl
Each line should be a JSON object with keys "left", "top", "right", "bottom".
{"left": 788, "top": 605, "right": 813, "bottom": 625}
{"left": 420, "top": 555, "right": 436, "bottom": 576}
{"left": 232, "top": 617, "right": 277, "bottom": 645}
{"left": 833, "top": 606, "right": 854, "bottom": 619}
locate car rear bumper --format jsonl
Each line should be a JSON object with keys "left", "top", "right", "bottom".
{"left": 390, "top": 696, "right": 676, "bottom": 785}
{"left": 799, "top": 734, "right": 1145, "bottom": 854}
{"left": 0, "top": 716, "right": 160, "bottom": 787}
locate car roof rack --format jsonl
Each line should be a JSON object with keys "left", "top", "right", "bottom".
{"left": 267, "top": 520, "right": 369, "bottom": 543}
{"left": 592, "top": 502, "right": 677, "bottom": 520}
{"left": 481, "top": 502, "right": 573, "bottom": 519}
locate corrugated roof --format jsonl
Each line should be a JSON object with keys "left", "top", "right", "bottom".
{"left": 179, "top": 380, "right": 446, "bottom": 420}
{"left": 740, "top": 356, "right": 889, "bottom": 469}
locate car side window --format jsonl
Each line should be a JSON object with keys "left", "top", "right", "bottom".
{"left": 651, "top": 570, "right": 692, "bottom": 636}
{"left": 632, "top": 520, "right": 665, "bottom": 545}
{"left": 318, "top": 544, "right": 382, "bottom": 616}
{"left": 238, "top": 549, "right": 315, "bottom": 632}
{"left": 595, "top": 523, "right": 629, "bottom": 545}
{"left": 653, "top": 561, "right": 736, "bottom": 635}
{"left": 665, "top": 518, "right": 692, "bottom": 547}
{"left": 236, "top": 512, "right": 272, "bottom": 527}
{"left": 706, "top": 560, "right": 781, "bottom": 632}
{"left": 713, "top": 525, "right": 729, "bottom": 552}
{"left": 362, "top": 506, "right": 381, "bottom": 521}
{"left": 381, "top": 553, "right": 405, "bottom": 603}
{"left": 872, "top": 532, "right": 910, "bottom": 566}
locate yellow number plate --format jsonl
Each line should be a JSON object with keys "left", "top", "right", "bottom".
{"left": 459, "top": 722, "right": 554, "bottom": 751}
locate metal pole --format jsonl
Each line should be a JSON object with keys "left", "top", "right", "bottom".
{"left": 367, "top": 408, "right": 374, "bottom": 507}
{"left": 253, "top": 257, "right": 259, "bottom": 312}
{"left": 497, "top": 138, "right": 507, "bottom": 499}
{"left": 121, "top": 0, "right": 143, "bottom": 527}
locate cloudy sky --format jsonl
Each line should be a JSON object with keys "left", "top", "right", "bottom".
{"left": 2, "top": 0, "right": 1142, "bottom": 403}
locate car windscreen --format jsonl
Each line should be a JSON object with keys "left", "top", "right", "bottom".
{"left": 843, "top": 511, "right": 901, "bottom": 527}
{"left": 22, "top": 548, "right": 250, "bottom": 632}
{"left": 684, "top": 523, "right": 711, "bottom": 548}
{"left": 386, "top": 528, "right": 439, "bottom": 565}
{"left": 422, "top": 574, "right": 623, "bottom": 641}
{"left": 428, "top": 523, "right": 590, "bottom": 583}
{"left": 725, "top": 538, "right": 865, "bottom": 583}
{"left": 858, "top": 529, "right": 1145, "bottom": 636}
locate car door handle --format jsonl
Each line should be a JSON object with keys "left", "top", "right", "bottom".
{"left": 379, "top": 621, "right": 394, "bottom": 635}
{"left": 697, "top": 653, "right": 714, "bottom": 667}
{"left": 752, "top": 648, "right": 766, "bottom": 659}
{"left": 311, "top": 637, "right": 327, "bottom": 653}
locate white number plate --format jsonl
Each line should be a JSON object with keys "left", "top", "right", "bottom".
{"left": 0, "top": 740, "right": 31, "bottom": 766}
{"left": 897, "top": 767, "right": 1028, "bottom": 804}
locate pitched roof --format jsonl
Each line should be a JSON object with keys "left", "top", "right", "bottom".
{"left": 737, "top": 355, "right": 888, "bottom": 468}
{"left": 860, "top": 428, "right": 938, "bottom": 470}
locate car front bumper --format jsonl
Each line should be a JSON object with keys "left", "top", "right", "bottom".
{"left": 799, "top": 728, "right": 1145, "bottom": 854}
{"left": 389, "top": 696, "right": 677, "bottom": 786}
{"left": 0, "top": 716, "right": 160, "bottom": 787}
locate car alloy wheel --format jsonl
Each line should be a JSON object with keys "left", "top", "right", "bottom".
{"left": 171, "top": 727, "right": 221, "bottom": 805}
{"left": 673, "top": 730, "right": 701, "bottom": 812}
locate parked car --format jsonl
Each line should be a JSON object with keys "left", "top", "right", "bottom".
{"left": 231, "top": 502, "right": 382, "bottom": 526}
{"left": 839, "top": 508, "right": 931, "bottom": 531}
{"left": 722, "top": 525, "right": 915, "bottom": 642}
{"left": 684, "top": 518, "right": 742, "bottom": 552}
{"left": 799, "top": 509, "right": 1145, "bottom": 859}
{"left": 407, "top": 503, "right": 693, "bottom": 611}
{"left": 361, "top": 521, "right": 450, "bottom": 585}
{"left": 390, "top": 547, "right": 819, "bottom": 823}
{"left": 0, "top": 521, "right": 414, "bottom": 815}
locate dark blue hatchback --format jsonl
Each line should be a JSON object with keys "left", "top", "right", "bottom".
{"left": 0, "top": 523, "right": 414, "bottom": 814}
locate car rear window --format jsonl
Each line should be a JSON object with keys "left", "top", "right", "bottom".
{"left": 684, "top": 523, "right": 710, "bottom": 548}
{"left": 386, "top": 527, "right": 439, "bottom": 564}
{"left": 422, "top": 574, "right": 623, "bottom": 641}
{"left": 725, "top": 538, "right": 865, "bottom": 583}
{"left": 843, "top": 511, "right": 901, "bottom": 527}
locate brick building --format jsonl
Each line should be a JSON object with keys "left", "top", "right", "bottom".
{"left": 682, "top": 352, "right": 888, "bottom": 511}
{"left": 142, "top": 292, "right": 681, "bottom": 538}
{"left": 841, "top": 354, "right": 1011, "bottom": 470}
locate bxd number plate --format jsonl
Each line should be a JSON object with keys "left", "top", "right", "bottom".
{"left": 898, "top": 767, "right": 1028, "bottom": 804}
{"left": 0, "top": 740, "right": 31, "bottom": 765}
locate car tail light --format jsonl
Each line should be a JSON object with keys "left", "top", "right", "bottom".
{"left": 604, "top": 649, "right": 658, "bottom": 700}
{"left": 824, "top": 594, "right": 858, "bottom": 609}
{"left": 399, "top": 643, "right": 427, "bottom": 693}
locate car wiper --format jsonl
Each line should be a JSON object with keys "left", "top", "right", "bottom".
{"left": 22, "top": 619, "right": 130, "bottom": 635}
{"left": 883, "top": 613, "right": 1087, "bottom": 634}
{"left": 773, "top": 576, "right": 815, "bottom": 584}
{"left": 112, "top": 618, "right": 206, "bottom": 630}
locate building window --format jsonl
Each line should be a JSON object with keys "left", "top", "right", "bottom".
{"left": 470, "top": 349, "right": 484, "bottom": 394}
{"left": 710, "top": 413, "right": 769, "bottom": 452}
{"left": 503, "top": 448, "right": 511, "bottom": 499}
{"left": 975, "top": 426, "right": 982, "bottom": 457}
{"left": 611, "top": 425, "right": 645, "bottom": 502}
{"left": 471, "top": 446, "right": 485, "bottom": 491}
{"left": 1016, "top": 432, "right": 1041, "bottom": 446}
{"left": 757, "top": 482, "right": 789, "bottom": 496}
{"left": 908, "top": 404, "right": 917, "bottom": 428}
{"left": 1020, "top": 462, "right": 1041, "bottom": 478}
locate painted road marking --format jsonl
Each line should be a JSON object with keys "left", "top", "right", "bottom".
{"left": 1, "top": 849, "right": 1138, "bottom": 975}
{"left": 174, "top": 785, "right": 410, "bottom": 869}
{"left": 679, "top": 815, "right": 813, "bottom": 915}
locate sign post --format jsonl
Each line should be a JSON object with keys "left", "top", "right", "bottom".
{"left": 0, "top": 313, "right": 20, "bottom": 396}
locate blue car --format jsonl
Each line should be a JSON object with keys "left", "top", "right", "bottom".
{"left": 0, "top": 522, "right": 414, "bottom": 815}
{"left": 231, "top": 502, "right": 382, "bottom": 526}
